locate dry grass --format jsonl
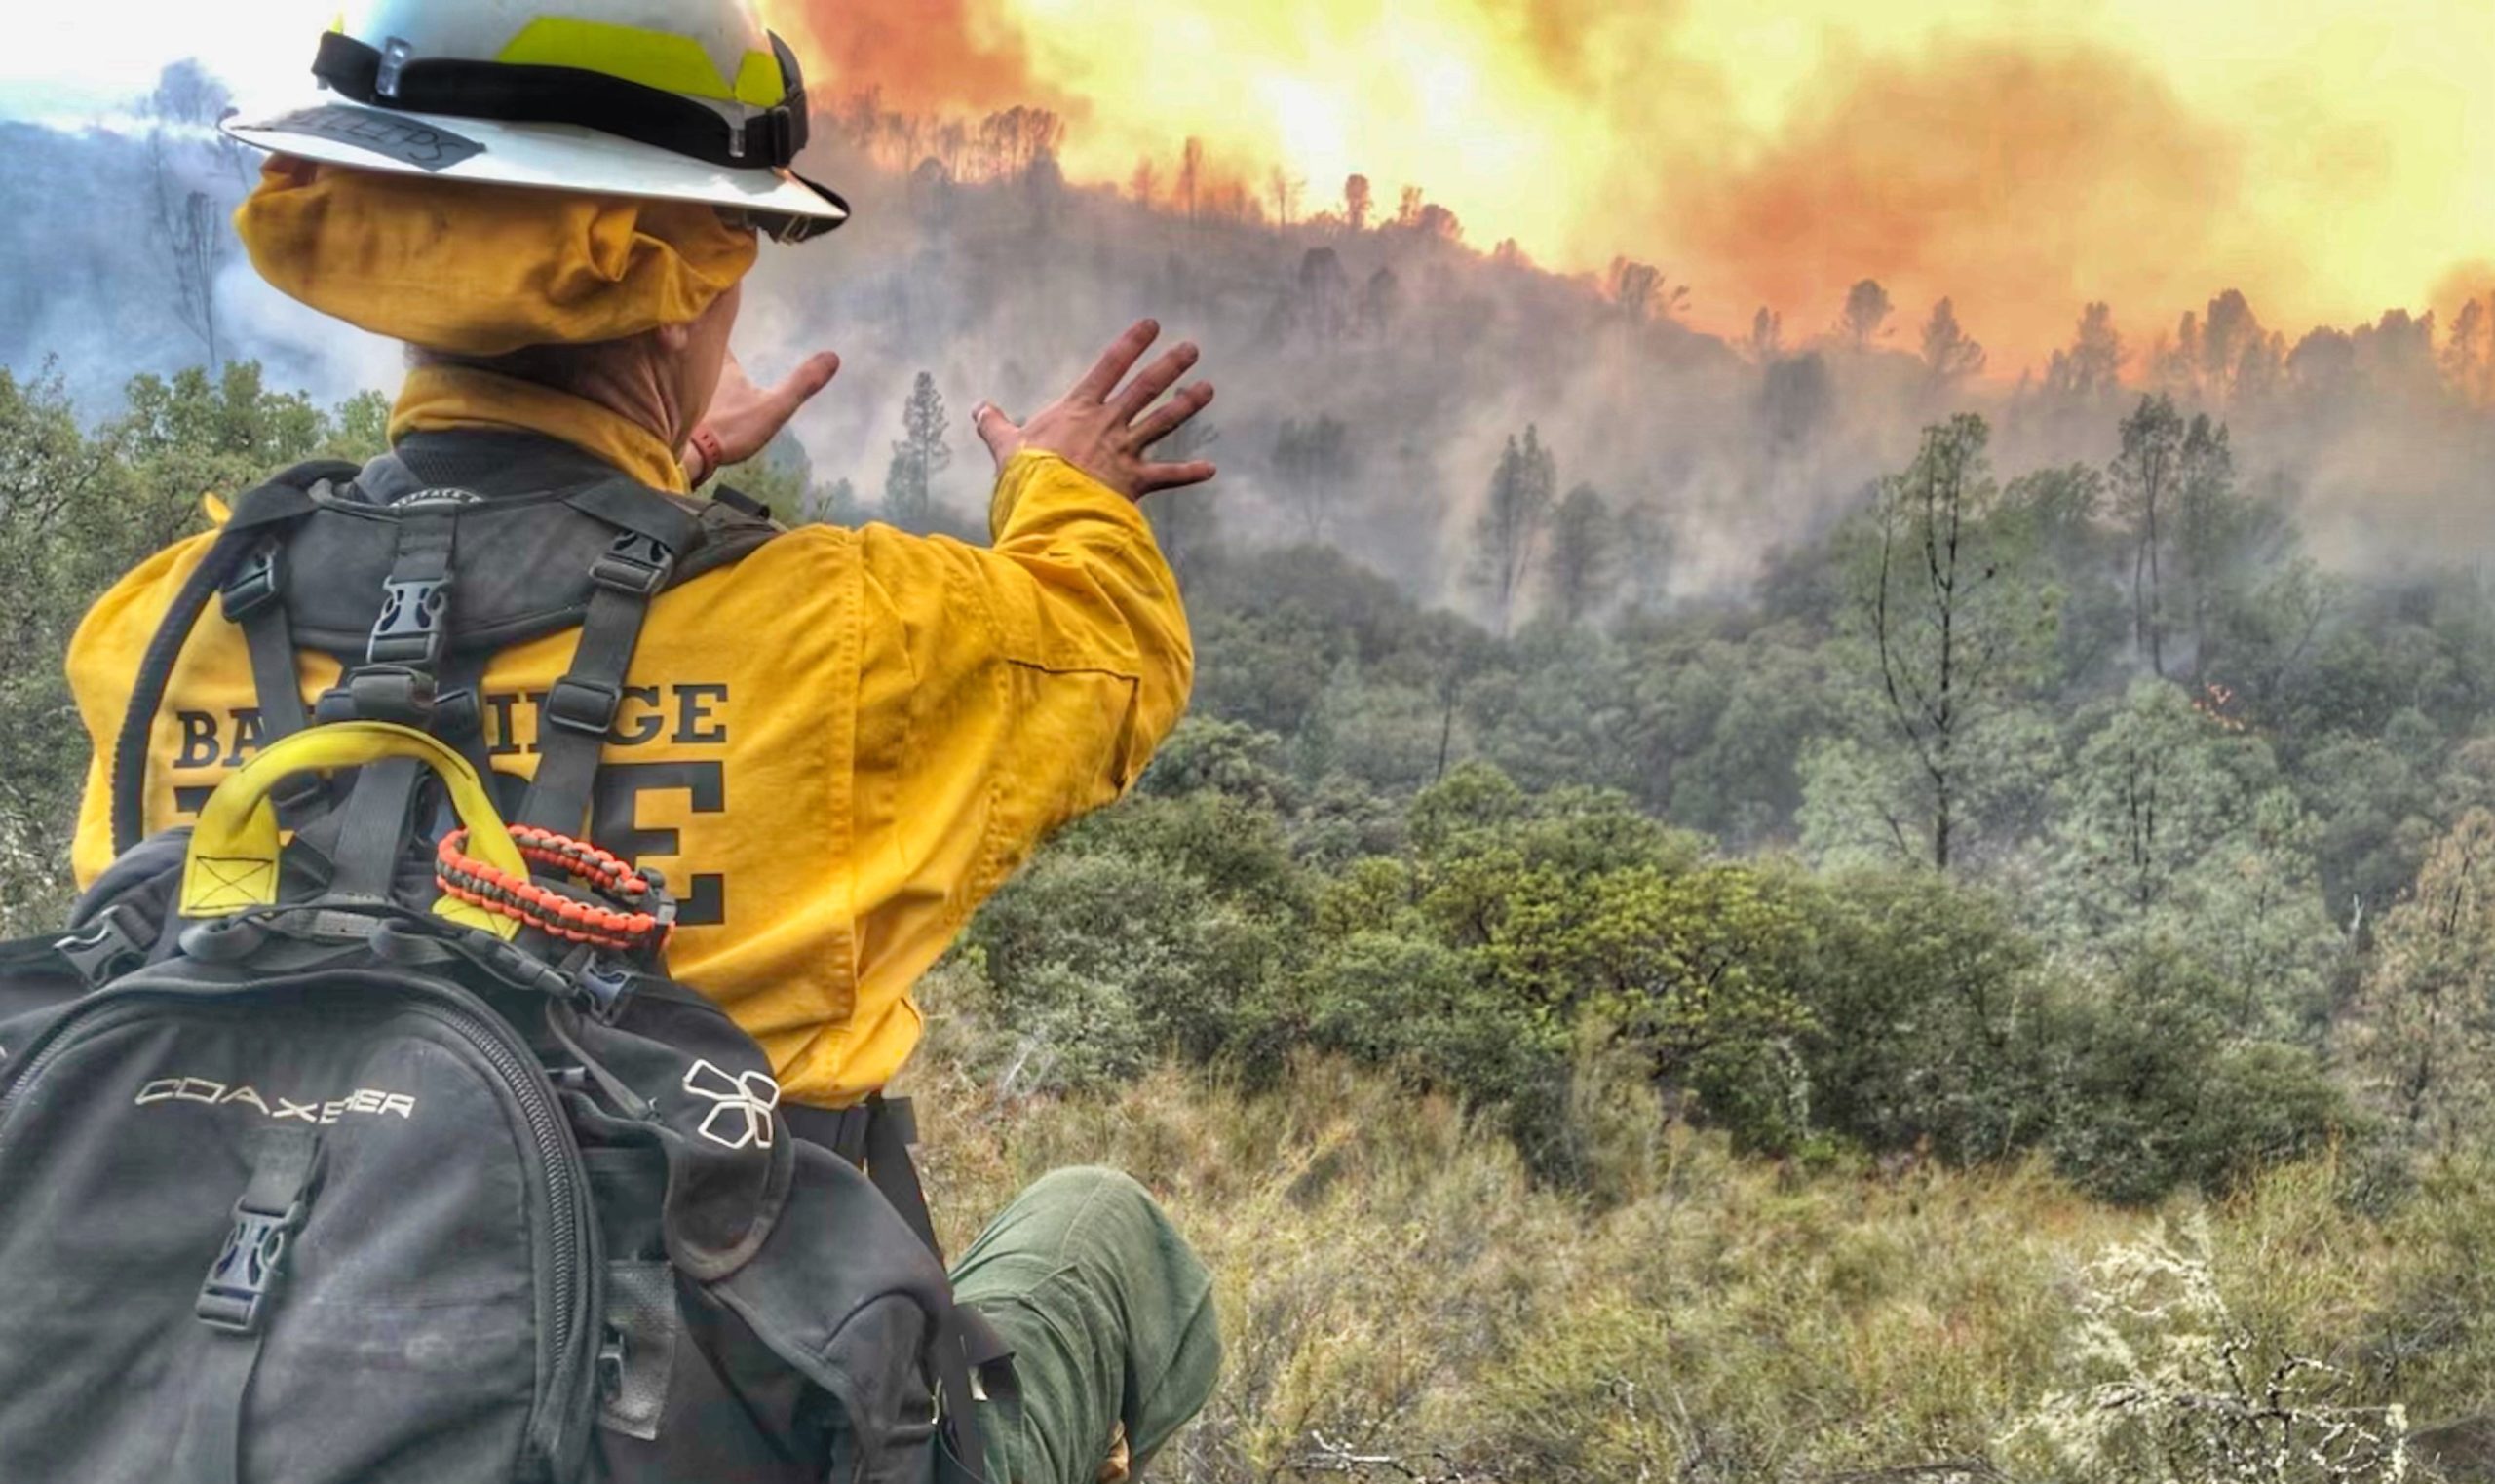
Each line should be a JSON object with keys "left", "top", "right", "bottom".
{"left": 900, "top": 978, "right": 2495, "bottom": 1483}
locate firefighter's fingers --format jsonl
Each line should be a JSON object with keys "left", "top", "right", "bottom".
{"left": 1071, "top": 320, "right": 1160, "bottom": 404}
{"left": 1134, "top": 460, "right": 1219, "bottom": 495}
{"left": 764, "top": 352, "right": 841, "bottom": 421}
{"left": 973, "top": 401, "right": 1024, "bottom": 464}
{"left": 1128, "top": 383, "right": 1216, "bottom": 450}
{"left": 1110, "top": 342, "right": 1201, "bottom": 425}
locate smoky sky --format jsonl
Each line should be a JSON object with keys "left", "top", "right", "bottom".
{"left": 758, "top": 0, "right": 2489, "bottom": 376}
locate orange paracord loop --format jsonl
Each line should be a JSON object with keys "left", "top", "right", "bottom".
{"left": 435, "top": 828, "right": 672, "bottom": 954}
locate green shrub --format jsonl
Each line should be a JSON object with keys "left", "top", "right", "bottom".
{"left": 2047, "top": 949, "right": 2352, "bottom": 1203}
{"left": 1789, "top": 865, "right": 2057, "bottom": 1164}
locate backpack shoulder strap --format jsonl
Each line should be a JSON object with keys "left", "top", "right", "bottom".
{"left": 676, "top": 483, "right": 786, "bottom": 583}
{"left": 514, "top": 481, "right": 708, "bottom": 837}
{"left": 109, "top": 461, "right": 360, "bottom": 856}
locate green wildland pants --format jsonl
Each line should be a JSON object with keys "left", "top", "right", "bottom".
{"left": 951, "top": 1168, "right": 1223, "bottom": 1484}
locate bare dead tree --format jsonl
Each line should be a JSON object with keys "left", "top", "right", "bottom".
{"left": 1867, "top": 415, "right": 2023, "bottom": 872}
{"left": 147, "top": 133, "right": 227, "bottom": 369}
{"left": 2111, "top": 394, "right": 2186, "bottom": 677}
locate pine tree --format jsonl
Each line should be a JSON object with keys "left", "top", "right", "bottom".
{"left": 1841, "top": 279, "right": 1894, "bottom": 350}
{"left": 1920, "top": 298, "right": 1987, "bottom": 393}
{"left": 1541, "top": 483, "right": 1616, "bottom": 625}
{"left": 1273, "top": 415, "right": 1353, "bottom": 542}
{"left": 883, "top": 371, "right": 951, "bottom": 529}
{"left": 1860, "top": 414, "right": 2043, "bottom": 871}
{"left": 2346, "top": 810, "right": 2495, "bottom": 1155}
{"left": 2110, "top": 394, "right": 2186, "bottom": 676}
{"left": 1466, "top": 426, "right": 1556, "bottom": 635}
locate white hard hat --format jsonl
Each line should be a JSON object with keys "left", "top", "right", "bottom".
{"left": 220, "top": 0, "right": 848, "bottom": 242}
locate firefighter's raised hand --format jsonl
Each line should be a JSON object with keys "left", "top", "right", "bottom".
{"left": 973, "top": 321, "right": 1218, "bottom": 502}
{"left": 685, "top": 349, "right": 841, "bottom": 481}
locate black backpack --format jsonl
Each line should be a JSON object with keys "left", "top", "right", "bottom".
{"left": 0, "top": 454, "right": 1007, "bottom": 1483}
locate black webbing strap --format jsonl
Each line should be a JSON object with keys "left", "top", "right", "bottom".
{"left": 566, "top": 479, "right": 707, "bottom": 551}
{"left": 864, "top": 1098, "right": 942, "bottom": 1262}
{"left": 515, "top": 496, "right": 695, "bottom": 836}
{"left": 326, "top": 759, "right": 429, "bottom": 902}
{"left": 174, "top": 1127, "right": 322, "bottom": 1484}
{"left": 313, "top": 30, "right": 813, "bottom": 172}
{"left": 784, "top": 1095, "right": 1021, "bottom": 1421}
{"left": 222, "top": 544, "right": 335, "bottom": 828}
{"left": 320, "top": 506, "right": 460, "bottom": 897}
{"left": 867, "top": 1099, "right": 1014, "bottom": 1481}
{"left": 222, "top": 543, "right": 305, "bottom": 742}
{"left": 431, "top": 647, "right": 507, "bottom": 818}
{"left": 365, "top": 506, "right": 458, "bottom": 673}
{"left": 933, "top": 1305, "right": 994, "bottom": 1484}
{"left": 111, "top": 468, "right": 351, "bottom": 856}
{"left": 780, "top": 1096, "right": 938, "bottom": 1251}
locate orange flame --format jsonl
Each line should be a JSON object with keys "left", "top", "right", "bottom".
{"left": 765, "top": 0, "right": 2495, "bottom": 373}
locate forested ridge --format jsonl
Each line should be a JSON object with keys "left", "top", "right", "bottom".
{"left": 10, "top": 63, "right": 2495, "bottom": 1483}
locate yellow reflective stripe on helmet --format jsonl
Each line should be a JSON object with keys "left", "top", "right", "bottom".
{"left": 733, "top": 50, "right": 787, "bottom": 110}
{"left": 495, "top": 18, "right": 783, "bottom": 107}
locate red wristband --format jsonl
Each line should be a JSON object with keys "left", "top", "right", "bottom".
{"left": 686, "top": 426, "right": 727, "bottom": 485}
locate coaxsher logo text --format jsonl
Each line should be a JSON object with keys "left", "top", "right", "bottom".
{"left": 134, "top": 1076, "right": 417, "bottom": 1123}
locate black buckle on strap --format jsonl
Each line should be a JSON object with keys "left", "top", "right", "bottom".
{"left": 56, "top": 903, "right": 150, "bottom": 987}
{"left": 369, "top": 577, "right": 451, "bottom": 666}
{"left": 197, "top": 1130, "right": 321, "bottom": 1336}
{"left": 710, "top": 484, "right": 771, "bottom": 519}
{"left": 594, "top": 534, "right": 674, "bottom": 596}
{"left": 319, "top": 665, "right": 440, "bottom": 728}
{"left": 196, "top": 1203, "right": 300, "bottom": 1334}
{"left": 435, "top": 687, "right": 481, "bottom": 742}
{"left": 220, "top": 544, "right": 283, "bottom": 622}
{"left": 545, "top": 677, "right": 622, "bottom": 737}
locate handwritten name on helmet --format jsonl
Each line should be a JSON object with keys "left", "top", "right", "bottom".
{"left": 135, "top": 1076, "right": 416, "bottom": 1123}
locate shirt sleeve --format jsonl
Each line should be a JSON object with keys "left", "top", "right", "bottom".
{"left": 806, "top": 450, "right": 1194, "bottom": 1097}
{"left": 929, "top": 447, "right": 1194, "bottom": 816}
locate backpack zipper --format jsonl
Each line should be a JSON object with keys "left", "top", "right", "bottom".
{"left": 408, "top": 994, "right": 590, "bottom": 1423}
{"left": 0, "top": 971, "right": 592, "bottom": 1458}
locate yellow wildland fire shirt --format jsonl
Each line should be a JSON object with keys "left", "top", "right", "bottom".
{"left": 66, "top": 370, "right": 1194, "bottom": 1107}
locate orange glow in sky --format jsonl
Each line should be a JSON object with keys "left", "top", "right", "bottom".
{"left": 768, "top": 0, "right": 2495, "bottom": 371}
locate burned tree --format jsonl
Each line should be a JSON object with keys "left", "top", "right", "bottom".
{"left": 143, "top": 60, "right": 235, "bottom": 368}
{"left": 1298, "top": 248, "right": 1350, "bottom": 345}
{"left": 1273, "top": 416, "right": 1354, "bottom": 542}
{"left": 1841, "top": 278, "right": 1895, "bottom": 351}
{"left": 2110, "top": 394, "right": 2185, "bottom": 676}
{"left": 1466, "top": 426, "right": 1556, "bottom": 636}
{"left": 1342, "top": 173, "right": 1373, "bottom": 233}
{"left": 1862, "top": 414, "right": 2035, "bottom": 871}
{"left": 1920, "top": 297, "right": 1987, "bottom": 394}
{"left": 1540, "top": 482, "right": 1617, "bottom": 626}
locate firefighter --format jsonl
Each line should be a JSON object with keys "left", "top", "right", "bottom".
{"left": 65, "top": 1, "right": 1220, "bottom": 1476}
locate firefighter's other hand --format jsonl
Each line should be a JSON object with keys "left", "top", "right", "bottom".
{"left": 974, "top": 321, "right": 1217, "bottom": 502}
{"left": 693, "top": 349, "right": 841, "bottom": 473}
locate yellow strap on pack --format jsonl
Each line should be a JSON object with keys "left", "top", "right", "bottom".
{"left": 181, "top": 722, "right": 528, "bottom": 939}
